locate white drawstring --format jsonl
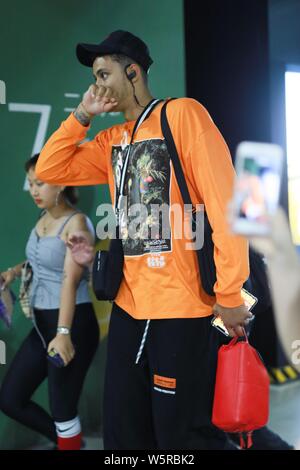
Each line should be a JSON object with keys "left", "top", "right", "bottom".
{"left": 135, "top": 320, "right": 151, "bottom": 364}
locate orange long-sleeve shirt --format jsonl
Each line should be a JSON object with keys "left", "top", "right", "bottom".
{"left": 36, "top": 98, "right": 249, "bottom": 320}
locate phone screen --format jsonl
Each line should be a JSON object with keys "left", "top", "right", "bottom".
{"left": 231, "top": 142, "right": 283, "bottom": 236}
{"left": 241, "top": 287, "right": 258, "bottom": 311}
{"left": 211, "top": 315, "right": 230, "bottom": 336}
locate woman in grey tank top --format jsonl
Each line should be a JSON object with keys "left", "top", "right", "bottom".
{"left": 0, "top": 154, "right": 99, "bottom": 450}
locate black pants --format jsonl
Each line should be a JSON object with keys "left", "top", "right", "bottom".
{"left": 0, "top": 303, "right": 99, "bottom": 443}
{"left": 103, "top": 303, "right": 232, "bottom": 450}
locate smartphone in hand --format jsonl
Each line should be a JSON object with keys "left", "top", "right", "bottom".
{"left": 47, "top": 349, "right": 65, "bottom": 368}
{"left": 230, "top": 141, "right": 284, "bottom": 236}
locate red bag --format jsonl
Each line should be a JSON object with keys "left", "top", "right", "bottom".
{"left": 212, "top": 331, "right": 270, "bottom": 449}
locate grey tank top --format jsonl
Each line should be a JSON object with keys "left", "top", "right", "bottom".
{"left": 25, "top": 212, "right": 92, "bottom": 309}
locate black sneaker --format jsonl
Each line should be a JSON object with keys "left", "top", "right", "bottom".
{"left": 228, "top": 426, "right": 294, "bottom": 450}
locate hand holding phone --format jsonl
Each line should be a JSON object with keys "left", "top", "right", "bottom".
{"left": 47, "top": 349, "right": 65, "bottom": 368}
{"left": 211, "top": 288, "right": 257, "bottom": 336}
{"left": 47, "top": 333, "right": 75, "bottom": 367}
{"left": 230, "top": 141, "right": 284, "bottom": 236}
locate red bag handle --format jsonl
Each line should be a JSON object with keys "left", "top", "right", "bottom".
{"left": 228, "top": 327, "right": 249, "bottom": 346}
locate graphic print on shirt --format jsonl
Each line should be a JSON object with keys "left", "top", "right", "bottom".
{"left": 112, "top": 137, "right": 172, "bottom": 257}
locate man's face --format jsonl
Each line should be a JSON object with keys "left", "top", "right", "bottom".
{"left": 92, "top": 56, "right": 132, "bottom": 111}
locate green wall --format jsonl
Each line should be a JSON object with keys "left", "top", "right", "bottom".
{"left": 0, "top": 0, "right": 185, "bottom": 449}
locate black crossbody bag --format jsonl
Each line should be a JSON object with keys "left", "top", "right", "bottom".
{"left": 92, "top": 98, "right": 162, "bottom": 300}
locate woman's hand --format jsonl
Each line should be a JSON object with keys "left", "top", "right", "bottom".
{"left": 66, "top": 231, "right": 94, "bottom": 267}
{"left": 47, "top": 334, "right": 75, "bottom": 366}
{"left": 249, "top": 207, "right": 296, "bottom": 259}
{"left": 0, "top": 269, "right": 16, "bottom": 291}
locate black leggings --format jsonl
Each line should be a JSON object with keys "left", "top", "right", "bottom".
{"left": 0, "top": 303, "right": 99, "bottom": 443}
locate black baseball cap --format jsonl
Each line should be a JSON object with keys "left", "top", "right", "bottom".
{"left": 76, "top": 30, "right": 153, "bottom": 72}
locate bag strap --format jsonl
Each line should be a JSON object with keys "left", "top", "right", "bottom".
{"left": 161, "top": 99, "right": 206, "bottom": 276}
{"left": 161, "top": 100, "right": 265, "bottom": 307}
{"left": 229, "top": 328, "right": 249, "bottom": 346}
{"left": 160, "top": 99, "right": 195, "bottom": 211}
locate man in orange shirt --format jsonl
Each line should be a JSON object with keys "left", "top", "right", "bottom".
{"left": 36, "top": 30, "right": 251, "bottom": 450}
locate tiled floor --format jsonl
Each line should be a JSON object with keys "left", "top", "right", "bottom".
{"left": 29, "top": 380, "right": 300, "bottom": 450}
{"left": 82, "top": 436, "right": 103, "bottom": 450}
{"left": 268, "top": 381, "right": 300, "bottom": 449}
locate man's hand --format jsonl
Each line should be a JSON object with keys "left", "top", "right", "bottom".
{"left": 213, "top": 303, "right": 252, "bottom": 337}
{"left": 74, "top": 84, "right": 119, "bottom": 125}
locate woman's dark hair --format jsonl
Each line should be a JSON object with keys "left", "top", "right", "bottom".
{"left": 25, "top": 153, "right": 79, "bottom": 206}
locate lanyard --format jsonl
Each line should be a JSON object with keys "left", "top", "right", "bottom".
{"left": 115, "top": 98, "right": 162, "bottom": 224}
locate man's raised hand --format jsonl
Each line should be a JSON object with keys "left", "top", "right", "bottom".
{"left": 82, "top": 84, "right": 118, "bottom": 115}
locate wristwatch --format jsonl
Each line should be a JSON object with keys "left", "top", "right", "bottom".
{"left": 56, "top": 326, "right": 70, "bottom": 335}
